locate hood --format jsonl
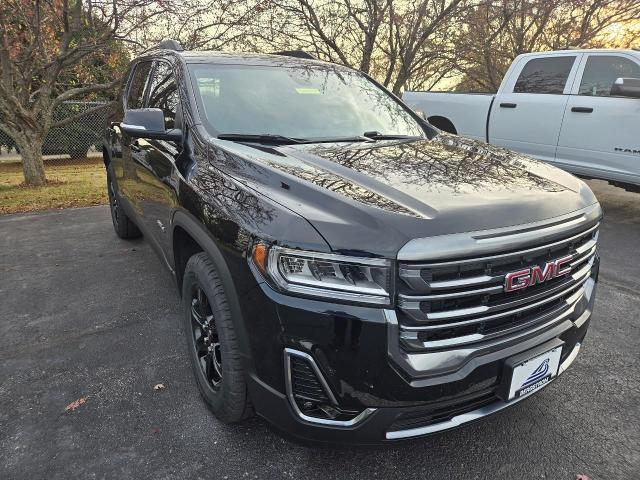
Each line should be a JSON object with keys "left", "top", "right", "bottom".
{"left": 209, "top": 133, "right": 598, "bottom": 258}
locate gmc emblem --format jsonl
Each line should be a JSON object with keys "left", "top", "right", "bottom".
{"left": 504, "top": 255, "right": 573, "bottom": 292}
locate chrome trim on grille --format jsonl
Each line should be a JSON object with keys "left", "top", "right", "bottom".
{"left": 386, "top": 342, "right": 582, "bottom": 439}
{"left": 396, "top": 209, "right": 599, "bottom": 350}
{"left": 397, "top": 203, "right": 602, "bottom": 262}
{"left": 399, "top": 258, "right": 594, "bottom": 325}
{"left": 400, "top": 287, "right": 585, "bottom": 350}
{"left": 283, "top": 348, "right": 376, "bottom": 427}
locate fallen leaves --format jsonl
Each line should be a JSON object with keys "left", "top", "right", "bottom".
{"left": 576, "top": 475, "right": 592, "bottom": 480}
{"left": 65, "top": 396, "right": 88, "bottom": 412}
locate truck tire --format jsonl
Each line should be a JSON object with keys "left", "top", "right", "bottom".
{"left": 107, "top": 168, "right": 141, "bottom": 239}
{"left": 181, "top": 252, "right": 253, "bottom": 423}
{"left": 428, "top": 116, "right": 457, "bottom": 135}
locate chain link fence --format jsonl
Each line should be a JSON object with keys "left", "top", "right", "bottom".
{"left": 0, "top": 101, "right": 109, "bottom": 164}
{"left": 1, "top": 101, "right": 111, "bottom": 214}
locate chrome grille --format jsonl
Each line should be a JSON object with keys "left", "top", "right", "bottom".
{"left": 397, "top": 222, "right": 599, "bottom": 350}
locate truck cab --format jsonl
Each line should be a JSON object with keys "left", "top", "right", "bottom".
{"left": 404, "top": 49, "right": 640, "bottom": 191}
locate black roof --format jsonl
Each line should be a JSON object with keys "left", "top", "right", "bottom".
{"left": 145, "top": 39, "right": 334, "bottom": 68}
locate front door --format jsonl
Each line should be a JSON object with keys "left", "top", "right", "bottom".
{"left": 556, "top": 53, "right": 640, "bottom": 185}
{"left": 489, "top": 54, "right": 580, "bottom": 163}
{"left": 132, "top": 60, "right": 182, "bottom": 258}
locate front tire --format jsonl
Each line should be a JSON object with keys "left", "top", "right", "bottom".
{"left": 182, "top": 252, "right": 253, "bottom": 423}
{"left": 107, "top": 168, "right": 141, "bottom": 239}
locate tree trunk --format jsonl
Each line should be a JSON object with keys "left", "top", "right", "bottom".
{"left": 15, "top": 133, "right": 47, "bottom": 186}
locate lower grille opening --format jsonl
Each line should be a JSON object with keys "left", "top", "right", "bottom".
{"left": 390, "top": 391, "right": 497, "bottom": 431}
{"left": 286, "top": 350, "right": 364, "bottom": 423}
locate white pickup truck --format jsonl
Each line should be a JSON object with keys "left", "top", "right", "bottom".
{"left": 403, "top": 49, "right": 640, "bottom": 192}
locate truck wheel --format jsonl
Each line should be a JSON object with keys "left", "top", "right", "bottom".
{"left": 428, "top": 116, "right": 457, "bottom": 135}
{"left": 107, "top": 169, "right": 141, "bottom": 239}
{"left": 182, "top": 252, "right": 253, "bottom": 423}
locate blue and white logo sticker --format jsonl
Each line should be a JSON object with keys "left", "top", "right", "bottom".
{"left": 521, "top": 358, "right": 550, "bottom": 389}
{"left": 508, "top": 347, "right": 562, "bottom": 400}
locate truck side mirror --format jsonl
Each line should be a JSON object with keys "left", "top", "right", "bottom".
{"left": 121, "top": 108, "right": 182, "bottom": 142}
{"left": 610, "top": 78, "right": 640, "bottom": 99}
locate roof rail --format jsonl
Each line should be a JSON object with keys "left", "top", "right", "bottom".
{"left": 271, "top": 50, "right": 315, "bottom": 60}
{"left": 155, "top": 39, "right": 184, "bottom": 52}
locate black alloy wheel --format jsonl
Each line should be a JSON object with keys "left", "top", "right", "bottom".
{"left": 190, "top": 285, "right": 223, "bottom": 388}
{"left": 181, "top": 252, "right": 253, "bottom": 422}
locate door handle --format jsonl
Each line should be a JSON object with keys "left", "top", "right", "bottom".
{"left": 500, "top": 103, "right": 517, "bottom": 108}
{"left": 571, "top": 107, "right": 593, "bottom": 113}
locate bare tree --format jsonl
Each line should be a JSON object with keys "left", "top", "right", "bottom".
{"left": 450, "top": 0, "right": 640, "bottom": 92}
{"left": 122, "top": 0, "right": 267, "bottom": 54}
{"left": 237, "top": 0, "right": 470, "bottom": 95}
{"left": 0, "top": 0, "right": 168, "bottom": 186}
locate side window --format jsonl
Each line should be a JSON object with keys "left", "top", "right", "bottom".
{"left": 126, "top": 61, "right": 153, "bottom": 109}
{"left": 579, "top": 55, "right": 640, "bottom": 97}
{"left": 513, "top": 56, "right": 576, "bottom": 94}
{"left": 147, "top": 61, "right": 179, "bottom": 129}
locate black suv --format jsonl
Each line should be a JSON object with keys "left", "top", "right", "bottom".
{"left": 103, "top": 40, "right": 601, "bottom": 443}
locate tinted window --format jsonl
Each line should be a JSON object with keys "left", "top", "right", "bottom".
{"left": 126, "top": 61, "right": 153, "bottom": 109}
{"left": 189, "top": 65, "right": 424, "bottom": 139}
{"left": 514, "top": 56, "right": 576, "bottom": 94}
{"left": 579, "top": 55, "right": 640, "bottom": 97}
{"left": 147, "top": 61, "right": 179, "bottom": 129}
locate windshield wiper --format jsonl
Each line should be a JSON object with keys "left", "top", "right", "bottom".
{"left": 305, "top": 135, "right": 373, "bottom": 144}
{"left": 217, "top": 133, "right": 304, "bottom": 144}
{"left": 362, "top": 131, "right": 421, "bottom": 141}
{"left": 217, "top": 133, "right": 376, "bottom": 145}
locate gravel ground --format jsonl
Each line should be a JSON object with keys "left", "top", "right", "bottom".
{"left": 0, "top": 179, "right": 638, "bottom": 480}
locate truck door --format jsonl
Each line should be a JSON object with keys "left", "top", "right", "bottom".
{"left": 556, "top": 53, "right": 640, "bottom": 186}
{"left": 488, "top": 54, "right": 580, "bottom": 163}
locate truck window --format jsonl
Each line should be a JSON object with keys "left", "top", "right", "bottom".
{"left": 126, "top": 61, "right": 153, "bottom": 109}
{"left": 578, "top": 55, "right": 640, "bottom": 97}
{"left": 513, "top": 56, "right": 576, "bottom": 95}
{"left": 147, "top": 61, "right": 179, "bottom": 129}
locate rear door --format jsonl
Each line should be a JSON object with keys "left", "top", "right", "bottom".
{"left": 489, "top": 54, "right": 581, "bottom": 162}
{"left": 556, "top": 53, "right": 640, "bottom": 185}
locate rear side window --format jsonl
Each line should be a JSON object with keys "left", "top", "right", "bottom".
{"left": 579, "top": 55, "right": 640, "bottom": 97}
{"left": 513, "top": 56, "right": 576, "bottom": 94}
{"left": 126, "top": 61, "right": 153, "bottom": 109}
{"left": 147, "top": 61, "right": 179, "bottom": 129}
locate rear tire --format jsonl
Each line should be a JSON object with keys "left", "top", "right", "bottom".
{"left": 182, "top": 252, "right": 253, "bottom": 423}
{"left": 428, "top": 116, "right": 457, "bottom": 135}
{"left": 107, "top": 168, "right": 141, "bottom": 239}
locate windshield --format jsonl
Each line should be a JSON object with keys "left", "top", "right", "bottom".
{"left": 188, "top": 63, "right": 424, "bottom": 140}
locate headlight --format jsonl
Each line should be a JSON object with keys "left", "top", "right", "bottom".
{"left": 250, "top": 244, "right": 391, "bottom": 305}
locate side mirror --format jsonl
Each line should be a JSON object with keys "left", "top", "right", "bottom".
{"left": 121, "top": 108, "right": 182, "bottom": 141}
{"left": 610, "top": 78, "right": 640, "bottom": 99}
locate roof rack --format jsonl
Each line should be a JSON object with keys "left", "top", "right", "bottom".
{"left": 271, "top": 50, "right": 315, "bottom": 60}
{"left": 155, "top": 39, "right": 184, "bottom": 52}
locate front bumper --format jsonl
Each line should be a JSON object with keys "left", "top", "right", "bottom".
{"left": 241, "top": 271, "right": 597, "bottom": 444}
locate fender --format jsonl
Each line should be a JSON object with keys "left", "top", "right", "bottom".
{"left": 170, "top": 209, "right": 253, "bottom": 363}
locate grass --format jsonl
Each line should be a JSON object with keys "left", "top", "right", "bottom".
{"left": 0, "top": 157, "right": 107, "bottom": 215}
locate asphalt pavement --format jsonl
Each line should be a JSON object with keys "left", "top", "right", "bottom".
{"left": 0, "top": 179, "right": 638, "bottom": 480}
